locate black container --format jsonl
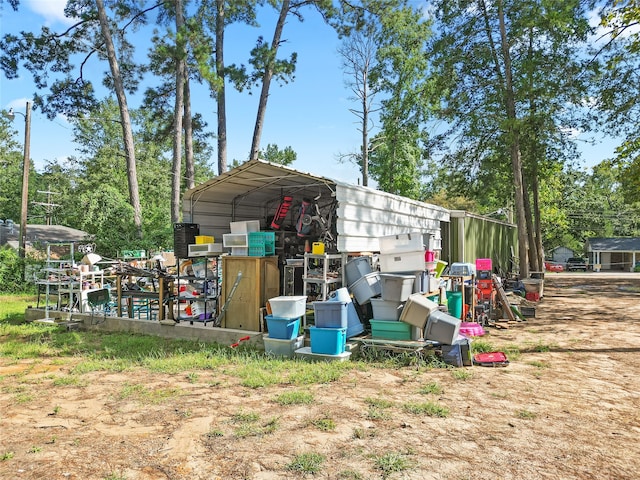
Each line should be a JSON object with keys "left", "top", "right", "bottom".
{"left": 173, "top": 223, "right": 199, "bottom": 258}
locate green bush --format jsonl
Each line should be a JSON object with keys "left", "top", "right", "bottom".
{"left": 0, "top": 247, "right": 34, "bottom": 293}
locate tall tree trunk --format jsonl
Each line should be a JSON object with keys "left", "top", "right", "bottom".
{"left": 524, "top": 28, "right": 540, "bottom": 272}
{"left": 497, "top": 0, "right": 529, "bottom": 278}
{"left": 96, "top": 0, "right": 142, "bottom": 238}
{"left": 532, "top": 162, "right": 544, "bottom": 270}
{"left": 216, "top": 0, "right": 227, "bottom": 174}
{"left": 171, "top": 0, "right": 186, "bottom": 224}
{"left": 184, "top": 76, "right": 195, "bottom": 190}
{"left": 522, "top": 177, "right": 540, "bottom": 271}
{"left": 249, "top": 0, "right": 290, "bottom": 161}
{"left": 362, "top": 90, "right": 369, "bottom": 187}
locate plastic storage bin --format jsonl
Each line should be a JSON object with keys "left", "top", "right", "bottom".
{"left": 370, "top": 319, "right": 412, "bottom": 340}
{"left": 313, "top": 301, "right": 348, "bottom": 329}
{"left": 309, "top": 326, "right": 347, "bottom": 355}
{"left": 379, "top": 274, "right": 416, "bottom": 302}
{"left": 345, "top": 256, "right": 373, "bottom": 286}
{"left": 263, "top": 335, "right": 305, "bottom": 358}
{"left": 476, "top": 258, "right": 492, "bottom": 271}
{"left": 230, "top": 220, "right": 261, "bottom": 234}
{"left": 268, "top": 296, "right": 307, "bottom": 318}
{"left": 265, "top": 315, "right": 301, "bottom": 340}
{"left": 398, "top": 293, "right": 439, "bottom": 329}
{"left": 378, "top": 231, "right": 424, "bottom": 254}
{"left": 378, "top": 250, "right": 425, "bottom": 273}
{"left": 449, "top": 262, "right": 476, "bottom": 276}
{"left": 349, "top": 272, "right": 381, "bottom": 304}
{"left": 370, "top": 298, "right": 403, "bottom": 321}
{"left": 223, "top": 233, "right": 249, "bottom": 247}
{"left": 195, "top": 235, "right": 214, "bottom": 244}
{"left": 424, "top": 309, "right": 461, "bottom": 345}
{"left": 328, "top": 288, "right": 364, "bottom": 338}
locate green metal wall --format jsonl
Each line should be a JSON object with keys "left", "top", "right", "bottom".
{"left": 445, "top": 214, "right": 518, "bottom": 274}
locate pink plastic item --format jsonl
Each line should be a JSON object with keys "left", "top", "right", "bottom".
{"left": 425, "top": 250, "right": 435, "bottom": 262}
{"left": 476, "top": 258, "right": 492, "bottom": 271}
{"left": 459, "top": 322, "right": 485, "bottom": 337}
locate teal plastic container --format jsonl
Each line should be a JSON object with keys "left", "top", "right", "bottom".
{"left": 309, "top": 326, "right": 347, "bottom": 355}
{"left": 446, "top": 291, "right": 462, "bottom": 318}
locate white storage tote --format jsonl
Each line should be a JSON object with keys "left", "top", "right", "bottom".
{"left": 378, "top": 231, "right": 424, "bottom": 255}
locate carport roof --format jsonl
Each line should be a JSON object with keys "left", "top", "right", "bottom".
{"left": 183, "top": 159, "right": 341, "bottom": 209}
{"left": 586, "top": 237, "right": 640, "bottom": 251}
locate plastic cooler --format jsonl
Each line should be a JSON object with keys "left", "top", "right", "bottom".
{"left": 398, "top": 293, "right": 439, "bottom": 329}
{"left": 424, "top": 310, "right": 461, "bottom": 345}
{"left": 268, "top": 296, "right": 307, "bottom": 318}
{"left": 345, "top": 257, "right": 373, "bottom": 286}
{"left": 370, "top": 319, "right": 412, "bottom": 340}
{"left": 370, "top": 298, "right": 403, "bottom": 321}
{"left": 313, "top": 301, "right": 348, "bottom": 329}
{"left": 309, "top": 326, "right": 347, "bottom": 355}
{"left": 265, "top": 315, "right": 301, "bottom": 340}
{"left": 328, "top": 288, "right": 364, "bottom": 338}
{"left": 379, "top": 274, "right": 415, "bottom": 302}
{"left": 349, "top": 272, "right": 381, "bottom": 304}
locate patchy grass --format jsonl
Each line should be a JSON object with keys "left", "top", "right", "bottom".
{"left": 402, "top": 401, "right": 450, "bottom": 417}
{"left": 273, "top": 390, "right": 314, "bottom": 405}
{"left": 286, "top": 452, "right": 325, "bottom": 474}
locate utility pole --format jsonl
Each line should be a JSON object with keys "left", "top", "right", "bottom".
{"left": 34, "top": 187, "right": 60, "bottom": 226}
{"left": 3, "top": 101, "right": 31, "bottom": 258}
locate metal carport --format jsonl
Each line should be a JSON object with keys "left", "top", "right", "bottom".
{"left": 182, "top": 160, "right": 449, "bottom": 253}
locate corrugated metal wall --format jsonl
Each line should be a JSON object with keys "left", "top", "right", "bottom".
{"left": 444, "top": 211, "right": 517, "bottom": 273}
{"left": 335, "top": 184, "right": 449, "bottom": 253}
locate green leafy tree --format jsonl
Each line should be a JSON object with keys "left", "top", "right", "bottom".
{"left": 0, "top": 115, "right": 24, "bottom": 222}
{"left": 597, "top": 1, "right": 640, "bottom": 204}
{"left": 259, "top": 143, "right": 297, "bottom": 165}
{"left": 367, "top": 0, "right": 434, "bottom": 199}
{"left": 428, "top": 0, "right": 596, "bottom": 275}
{"left": 0, "top": 0, "right": 151, "bottom": 238}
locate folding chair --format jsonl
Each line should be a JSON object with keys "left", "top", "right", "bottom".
{"left": 86, "top": 288, "right": 111, "bottom": 325}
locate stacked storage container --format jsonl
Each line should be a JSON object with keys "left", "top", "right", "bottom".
{"left": 328, "top": 287, "right": 364, "bottom": 338}
{"left": 345, "top": 256, "right": 381, "bottom": 305}
{"left": 377, "top": 231, "right": 440, "bottom": 296}
{"left": 309, "top": 300, "right": 348, "bottom": 355}
{"left": 223, "top": 220, "right": 261, "bottom": 256}
{"left": 369, "top": 273, "right": 415, "bottom": 341}
{"left": 248, "top": 231, "right": 276, "bottom": 257}
{"left": 378, "top": 232, "right": 425, "bottom": 273}
{"left": 264, "top": 295, "right": 307, "bottom": 358}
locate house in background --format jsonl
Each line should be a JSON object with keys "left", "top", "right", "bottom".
{"left": 549, "top": 246, "right": 574, "bottom": 266}
{"left": 586, "top": 237, "right": 640, "bottom": 272}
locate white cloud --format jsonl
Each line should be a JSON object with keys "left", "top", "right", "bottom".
{"left": 5, "top": 97, "right": 33, "bottom": 112}
{"left": 24, "top": 0, "right": 73, "bottom": 26}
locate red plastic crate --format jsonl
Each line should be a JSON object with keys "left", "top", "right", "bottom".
{"left": 525, "top": 292, "right": 540, "bottom": 302}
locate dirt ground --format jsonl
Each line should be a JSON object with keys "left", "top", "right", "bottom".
{"left": 1, "top": 274, "right": 639, "bottom": 480}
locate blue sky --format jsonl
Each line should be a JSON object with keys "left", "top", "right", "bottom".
{"left": 1, "top": 0, "right": 367, "bottom": 184}
{"left": 0, "top": 0, "right": 620, "bottom": 186}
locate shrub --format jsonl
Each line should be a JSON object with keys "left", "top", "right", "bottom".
{"left": 0, "top": 247, "right": 34, "bottom": 293}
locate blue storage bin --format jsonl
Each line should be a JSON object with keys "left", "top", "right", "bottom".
{"left": 265, "top": 315, "right": 301, "bottom": 340}
{"left": 313, "top": 301, "right": 348, "bottom": 329}
{"left": 309, "top": 326, "right": 347, "bottom": 355}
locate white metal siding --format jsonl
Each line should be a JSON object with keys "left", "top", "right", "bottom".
{"left": 335, "top": 184, "right": 449, "bottom": 253}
